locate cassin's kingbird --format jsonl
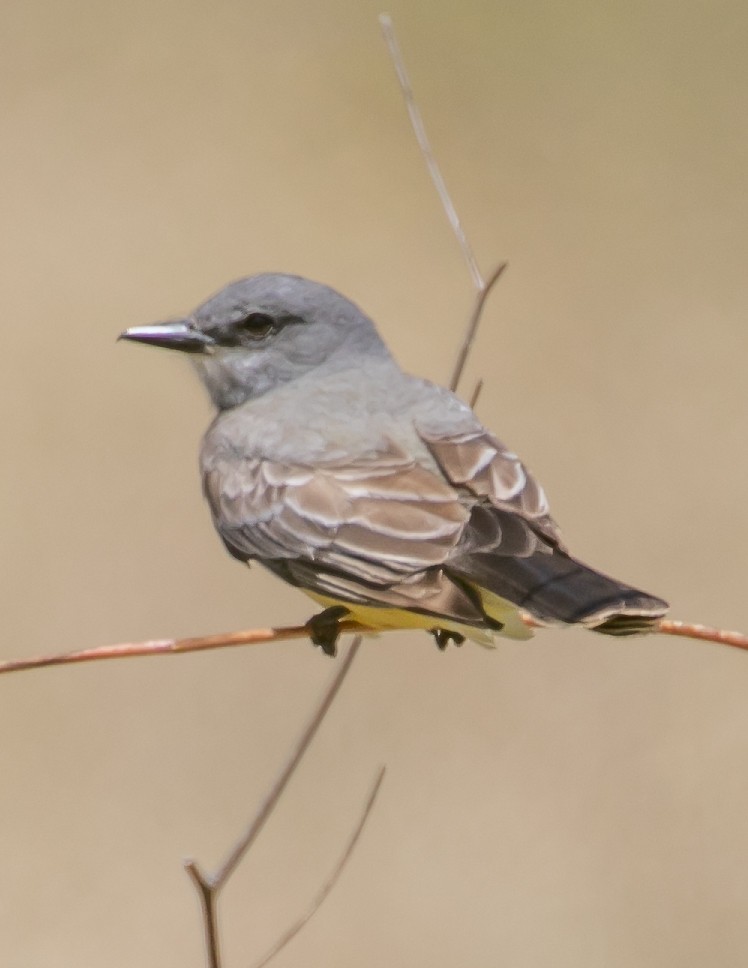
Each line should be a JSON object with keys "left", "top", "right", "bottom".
{"left": 121, "top": 273, "right": 668, "bottom": 654}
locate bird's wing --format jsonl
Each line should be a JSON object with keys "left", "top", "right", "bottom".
{"left": 417, "top": 423, "right": 668, "bottom": 633}
{"left": 202, "top": 425, "right": 572, "bottom": 629}
{"left": 201, "top": 442, "right": 469, "bottom": 585}
{"left": 203, "top": 420, "right": 561, "bottom": 577}
{"left": 416, "top": 423, "right": 565, "bottom": 553}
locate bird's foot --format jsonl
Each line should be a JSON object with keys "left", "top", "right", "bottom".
{"left": 306, "top": 606, "right": 350, "bottom": 657}
{"left": 430, "top": 628, "right": 465, "bottom": 651}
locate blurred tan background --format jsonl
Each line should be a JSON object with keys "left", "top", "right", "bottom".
{"left": 1, "top": 0, "right": 746, "bottom": 965}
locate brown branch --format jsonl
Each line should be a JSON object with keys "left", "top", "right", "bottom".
{"left": 206, "top": 635, "right": 361, "bottom": 887}
{"left": 469, "top": 377, "right": 484, "bottom": 409}
{"left": 0, "top": 621, "right": 371, "bottom": 676}
{"left": 251, "top": 765, "right": 386, "bottom": 968}
{"left": 1, "top": 616, "right": 746, "bottom": 681}
{"left": 657, "top": 619, "right": 748, "bottom": 651}
{"left": 184, "top": 635, "right": 364, "bottom": 968}
{"left": 449, "top": 261, "right": 508, "bottom": 393}
{"left": 185, "top": 864, "right": 221, "bottom": 968}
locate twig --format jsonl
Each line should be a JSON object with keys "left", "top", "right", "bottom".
{"left": 379, "top": 15, "right": 506, "bottom": 396}
{"left": 657, "top": 620, "right": 748, "bottom": 651}
{"left": 185, "top": 635, "right": 364, "bottom": 968}
{"left": 1, "top": 617, "right": 746, "bottom": 681}
{"left": 185, "top": 867, "right": 221, "bottom": 968}
{"left": 251, "top": 765, "right": 386, "bottom": 968}
{"left": 449, "top": 261, "right": 507, "bottom": 392}
{"left": 379, "top": 13, "right": 483, "bottom": 291}
{"left": 0, "top": 621, "right": 371, "bottom": 675}
{"left": 469, "top": 377, "right": 484, "bottom": 409}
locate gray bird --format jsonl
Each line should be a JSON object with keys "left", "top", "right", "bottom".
{"left": 120, "top": 273, "right": 668, "bottom": 654}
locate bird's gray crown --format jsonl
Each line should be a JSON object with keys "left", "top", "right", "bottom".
{"left": 194, "top": 273, "right": 372, "bottom": 333}
{"left": 122, "top": 273, "right": 393, "bottom": 411}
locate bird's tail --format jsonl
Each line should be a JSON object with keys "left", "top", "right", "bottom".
{"left": 448, "top": 548, "right": 668, "bottom": 635}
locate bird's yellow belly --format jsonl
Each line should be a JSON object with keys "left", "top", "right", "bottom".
{"left": 304, "top": 590, "right": 534, "bottom": 645}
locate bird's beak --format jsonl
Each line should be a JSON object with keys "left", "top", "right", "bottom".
{"left": 118, "top": 320, "right": 214, "bottom": 353}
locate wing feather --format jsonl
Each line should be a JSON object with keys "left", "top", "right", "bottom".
{"left": 417, "top": 425, "right": 564, "bottom": 550}
{"left": 203, "top": 416, "right": 565, "bottom": 583}
{"left": 202, "top": 445, "right": 469, "bottom": 583}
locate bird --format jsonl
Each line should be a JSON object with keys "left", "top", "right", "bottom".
{"left": 120, "top": 273, "right": 668, "bottom": 655}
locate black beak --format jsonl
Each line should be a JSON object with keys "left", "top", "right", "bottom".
{"left": 118, "top": 320, "right": 214, "bottom": 353}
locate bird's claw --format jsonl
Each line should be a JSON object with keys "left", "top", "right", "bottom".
{"left": 306, "top": 606, "right": 350, "bottom": 657}
{"left": 430, "top": 628, "right": 465, "bottom": 650}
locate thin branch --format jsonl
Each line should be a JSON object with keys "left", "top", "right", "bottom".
{"left": 469, "top": 377, "right": 484, "bottom": 409}
{"left": 216, "top": 635, "right": 362, "bottom": 886}
{"left": 379, "top": 13, "right": 483, "bottom": 292}
{"left": 657, "top": 619, "right": 748, "bottom": 651}
{"left": 449, "top": 261, "right": 507, "bottom": 392}
{"left": 187, "top": 635, "right": 362, "bottom": 892}
{"left": 185, "top": 864, "right": 221, "bottom": 968}
{"left": 184, "top": 635, "right": 364, "bottom": 968}
{"left": 251, "top": 765, "right": 386, "bottom": 968}
{"left": 0, "top": 621, "right": 371, "bottom": 676}
{"left": 379, "top": 15, "right": 506, "bottom": 396}
{"left": 1, "top": 617, "right": 746, "bottom": 682}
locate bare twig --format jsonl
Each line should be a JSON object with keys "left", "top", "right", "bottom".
{"left": 379, "top": 15, "right": 506, "bottom": 396}
{"left": 1, "top": 617, "right": 746, "bottom": 682}
{"left": 449, "top": 261, "right": 507, "bottom": 392}
{"left": 199, "top": 635, "right": 361, "bottom": 887}
{"left": 379, "top": 13, "right": 483, "bottom": 291}
{"left": 252, "top": 765, "right": 386, "bottom": 968}
{"left": 469, "top": 377, "right": 484, "bottom": 409}
{"left": 185, "top": 635, "right": 365, "bottom": 968}
{"left": 657, "top": 619, "right": 748, "bottom": 650}
{"left": 185, "top": 866, "right": 221, "bottom": 968}
{"left": 0, "top": 621, "right": 371, "bottom": 676}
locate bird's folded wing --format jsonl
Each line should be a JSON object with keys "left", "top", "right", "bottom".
{"left": 416, "top": 424, "right": 565, "bottom": 552}
{"left": 203, "top": 422, "right": 562, "bottom": 586}
{"left": 202, "top": 444, "right": 469, "bottom": 585}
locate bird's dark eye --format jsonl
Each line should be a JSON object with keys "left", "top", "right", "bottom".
{"left": 236, "top": 312, "right": 275, "bottom": 340}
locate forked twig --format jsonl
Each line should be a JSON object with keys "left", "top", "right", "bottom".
{"left": 449, "top": 261, "right": 507, "bottom": 392}
{"left": 251, "top": 766, "right": 386, "bottom": 968}
{"left": 187, "top": 636, "right": 361, "bottom": 889}
{"left": 185, "top": 636, "right": 373, "bottom": 968}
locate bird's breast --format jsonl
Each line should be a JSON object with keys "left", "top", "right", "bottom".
{"left": 202, "top": 363, "right": 443, "bottom": 469}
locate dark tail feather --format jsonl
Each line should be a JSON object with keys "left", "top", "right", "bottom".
{"left": 448, "top": 549, "right": 668, "bottom": 635}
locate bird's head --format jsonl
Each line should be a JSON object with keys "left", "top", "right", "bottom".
{"left": 120, "top": 273, "right": 389, "bottom": 409}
